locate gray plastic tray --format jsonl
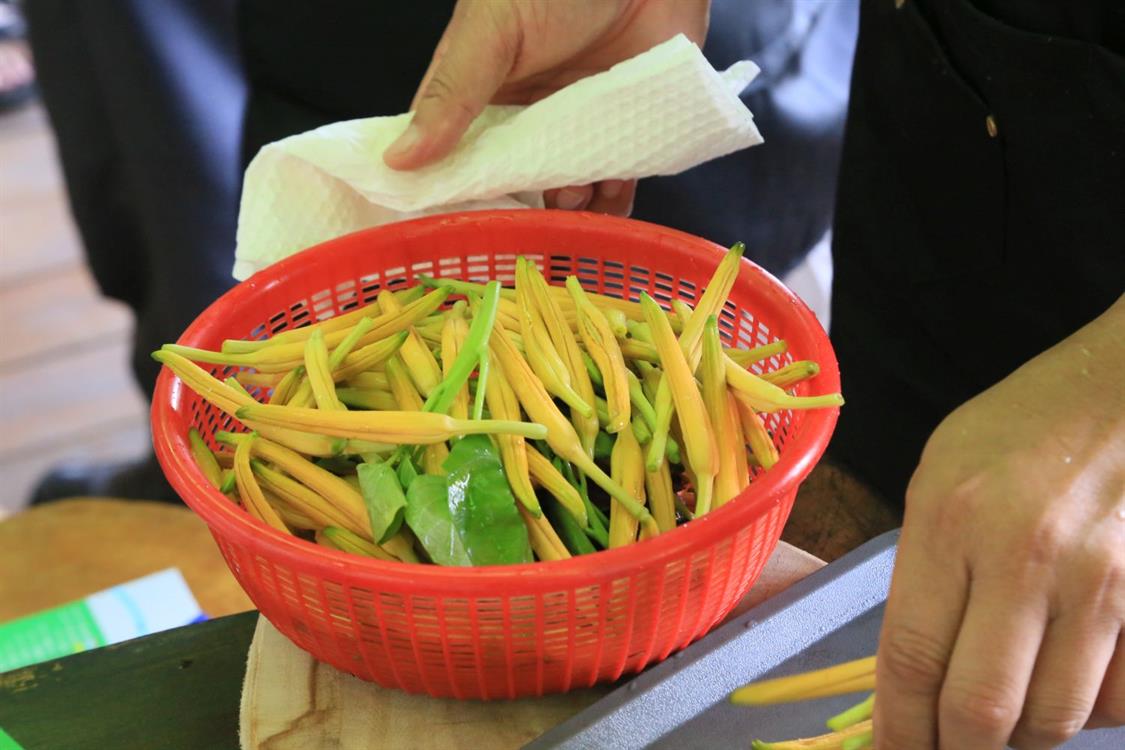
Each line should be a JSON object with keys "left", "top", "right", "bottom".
{"left": 527, "top": 530, "right": 1122, "bottom": 749}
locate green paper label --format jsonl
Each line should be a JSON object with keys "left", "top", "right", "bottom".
{"left": 0, "top": 600, "right": 106, "bottom": 673}
{"left": 0, "top": 727, "right": 25, "bottom": 750}
{"left": 0, "top": 568, "right": 203, "bottom": 673}
{"left": 0, "top": 728, "right": 24, "bottom": 750}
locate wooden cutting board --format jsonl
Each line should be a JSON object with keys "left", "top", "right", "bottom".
{"left": 240, "top": 542, "right": 824, "bottom": 750}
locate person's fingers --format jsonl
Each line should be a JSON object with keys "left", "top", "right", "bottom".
{"left": 1090, "top": 630, "right": 1125, "bottom": 729}
{"left": 873, "top": 526, "right": 969, "bottom": 749}
{"left": 384, "top": 1, "right": 518, "bottom": 170}
{"left": 584, "top": 179, "right": 637, "bottom": 217}
{"left": 544, "top": 185, "right": 594, "bottom": 211}
{"left": 1009, "top": 614, "right": 1118, "bottom": 749}
{"left": 1089, "top": 630, "right": 1125, "bottom": 729}
{"left": 937, "top": 570, "right": 1048, "bottom": 749}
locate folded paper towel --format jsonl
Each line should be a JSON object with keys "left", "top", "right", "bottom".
{"left": 233, "top": 34, "right": 763, "bottom": 281}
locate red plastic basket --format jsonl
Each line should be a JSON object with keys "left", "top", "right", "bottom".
{"left": 152, "top": 210, "right": 839, "bottom": 699}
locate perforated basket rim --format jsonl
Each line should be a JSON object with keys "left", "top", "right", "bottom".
{"left": 152, "top": 210, "right": 839, "bottom": 592}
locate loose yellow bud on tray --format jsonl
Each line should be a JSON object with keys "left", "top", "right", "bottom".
{"left": 734, "top": 657, "right": 877, "bottom": 749}
{"left": 731, "top": 655, "right": 876, "bottom": 706}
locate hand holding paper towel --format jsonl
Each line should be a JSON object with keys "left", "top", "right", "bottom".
{"left": 233, "top": 34, "right": 763, "bottom": 281}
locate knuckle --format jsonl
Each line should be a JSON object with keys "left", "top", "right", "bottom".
{"left": 942, "top": 681, "right": 1022, "bottom": 734}
{"left": 418, "top": 74, "right": 477, "bottom": 122}
{"left": 1061, "top": 532, "right": 1125, "bottom": 613}
{"left": 927, "top": 487, "right": 969, "bottom": 538}
{"left": 1023, "top": 515, "right": 1069, "bottom": 566}
{"left": 1092, "top": 690, "right": 1125, "bottom": 726}
{"left": 1092, "top": 538, "right": 1125, "bottom": 588}
{"left": 1089, "top": 560, "right": 1125, "bottom": 615}
{"left": 906, "top": 472, "right": 979, "bottom": 536}
{"left": 880, "top": 625, "right": 949, "bottom": 688}
{"left": 1018, "top": 701, "right": 1088, "bottom": 745}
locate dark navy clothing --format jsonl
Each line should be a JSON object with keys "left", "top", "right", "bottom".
{"left": 829, "top": 0, "right": 1125, "bottom": 500}
{"left": 25, "top": 0, "right": 246, "bottom": 396}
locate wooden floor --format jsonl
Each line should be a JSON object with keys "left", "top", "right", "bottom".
{"left": 0, "top": 104, "right": 150, "bottom": 519}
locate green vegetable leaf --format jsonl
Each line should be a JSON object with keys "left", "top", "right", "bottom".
{"left": 443, "top": 434, "right": 533, "bottom": 566}
{"left": 397, "top": 456, "right": 420, "bottom": 491}
{"left": 404, "top": 475, "right": 471, "bottom": 566}
{"left": 357, "top": 461, "right": 406, "bottom": 544}
{"left": 402, "top": 435, "right": 533, "bottom": 566}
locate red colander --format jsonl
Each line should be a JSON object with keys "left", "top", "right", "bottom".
{"left": 151, "top": 209, "right": 840, "bottom": 699}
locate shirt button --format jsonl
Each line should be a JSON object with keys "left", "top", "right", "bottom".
{"left": 985, "top": 115, "right": 999, "bottom": 138}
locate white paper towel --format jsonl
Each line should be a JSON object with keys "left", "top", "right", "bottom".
{"left": 233, "top": 34, "right": 763, "bottom": 281}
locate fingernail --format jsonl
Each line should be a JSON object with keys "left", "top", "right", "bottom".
{"left": 600, "top": 180, "right": 624, "bottom": 199}
{"left": 556, "top": 188, "right": 587, "bottom": 210}
{"left": 384, "top": 123, "right": 422, "bottom": 165}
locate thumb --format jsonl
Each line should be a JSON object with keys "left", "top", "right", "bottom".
{"left": 383, "top": 4, "right": 518, "bottom": 170}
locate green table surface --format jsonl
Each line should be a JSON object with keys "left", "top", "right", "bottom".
{"left": 0, "top": 611, "right": 258, "bottom": 750}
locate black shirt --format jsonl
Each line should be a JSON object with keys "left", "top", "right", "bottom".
{"left": 829, "top": 0, "right": 1125, "bottom": 501}
{"left": 971, "top": 0, "right": 1125, "bottom": 51}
